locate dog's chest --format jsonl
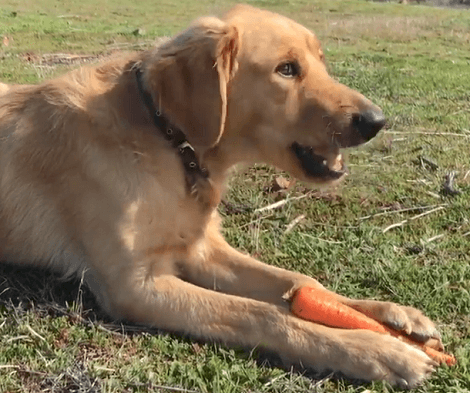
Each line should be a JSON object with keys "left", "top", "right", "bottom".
{"left": 118, "top": 185, "right": 213, "bottom": 258}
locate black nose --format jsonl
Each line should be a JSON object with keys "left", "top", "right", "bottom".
{"left": 352, "top": 109, "right": 386, "bottom": 141}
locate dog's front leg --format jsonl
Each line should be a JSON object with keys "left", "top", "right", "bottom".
{"left": 106, "top": 269, "right": 434, "bottom": 388}
{"left": 179, "top": 229, "right": 441, "bottom": 346}
{"left": 178, "top": 228, "right": 324, "bottom": 308}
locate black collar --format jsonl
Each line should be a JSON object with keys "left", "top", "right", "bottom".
{"left": 134, "top": 67, "right": 209, "bottom": 188}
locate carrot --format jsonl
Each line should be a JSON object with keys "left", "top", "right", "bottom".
{"left": 291, "top": 286, "right": 389, "bottom": 333}
{"left": 291, "top": 286, "right": 457, "bottom": 366}
{"left": 422, "top": 346, "right": 457, "bottom": 367}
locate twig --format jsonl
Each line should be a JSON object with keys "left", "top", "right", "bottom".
{"left": 310, "top": 372, "right": 334, "bottom": 389}
{"left": 387, "top": 131, "right": 470, "bottom": 138}
{"left": 406, "top": 179, "right": 432, "bottom": 185}
{"left": 463, "top": 231, "right": 470, "bottom": 237}
{"left": 128, "top": 384, "right": 198, "bottom": 393}
{"left": 263, "top": 374, "right": 285, "bottom": 388}
{"left": 254, "top": 199, "right": 287, "bottom": 213}
{"left": 15, "top": 368, "right": 47, "bottom": 376}
{"left": 360, "top": 204, "right": 442, "bottom": 221}
{"left": 301, "top": 233, "right": 344, "bottom": 244}
{"left": 425, "top": 191, "right": 442, "bottom": 199}
{"left": 96, "top": 323, "right": 127, "bottom": 336}
{"left": 463, "top": 170, "right": 470, "bottom": 181}
{"left": 152, "top": 386, "right": 198, "bottom": 393}
{"left": 254, "top": 192, "right": 312, "bottom": 213}
{"left": 383, "top": 205, "right": 446, "bottom": 233}
{"left": 6, "top": 335, "right": 30, "bottom": 343}
{"left": 25, "top": 324, "right": 47, "bottom": 342}
{"left": 424, "top": 234, "right": 445, "bottom": 243}
{"left": 0, "top": 365, "right": 19, "bottom": 369}
{"left": 419, "top": 156, "right": 439, "bottom": 171}
{"left": 284, "top": 214, "right": 305, "bottom": 234}
{"left": 93, "top": 366, "right": 116, "bottom": 372}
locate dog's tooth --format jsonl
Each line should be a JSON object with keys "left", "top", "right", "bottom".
{"left": 329, "top": 153, "right": 343, "bottom": 171}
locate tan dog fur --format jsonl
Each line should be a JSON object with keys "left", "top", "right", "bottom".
{"left": 0, "top": 5, "right": 438, "bottom": 387}
{"left": 0, "top": 83, "right": 10, "bottom": 95}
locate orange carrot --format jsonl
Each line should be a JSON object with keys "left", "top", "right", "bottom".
{"left": 291, "top": 286, "right": 389, "bottom": 333}
{"left": 291, "top": 286, "right": 456, "bottom": 366}
{"left": 422, "top": 346, "right": 457, "bottom": 367}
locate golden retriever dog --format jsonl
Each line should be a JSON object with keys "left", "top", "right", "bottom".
{"left": 0, "top": 4, "right": 440, "bottom": 388}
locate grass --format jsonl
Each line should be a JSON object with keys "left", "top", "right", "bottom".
{"left": 1, "top": 0, "right": 469, "bottom": 392}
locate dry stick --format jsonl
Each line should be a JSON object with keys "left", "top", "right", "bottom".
{"left": 25, "top": 324, "right": 47, "bottom": 342}
{"left": 263, "top": 374, "right": 283, "bottom": 388}
{"left": 301, "top": 233, "right": 344, "bottom": 244}
{"left": 426, "top": 191, "right": 442, "bottom": 199}
{"left": 284, "top": 214, "right": 306, "bottom": 234}
{"left": 383, "top": 206, "right": 446, "bottom": 233}
{"left": 425, "top": 234, "right": 445, "bottom": 243}
{"left": 151, "top": 385, "right": 199, "bottom": 393}
{"left": 254, "top": 199, "right": 288, "bottom": 213}
{"left": 387, "top": 131, "right": 470, "bottom": 138}
{"left": 254, "top": 192, "right": 313, "bottom": 213}
{"left": 6, "top": 335, "right": 30, "bottom": 343}
{"left": 94, "top": 366, "right": 116, "bottom": 372}
{"left": 359, "top": 204, "right": 446, "bottom": 221}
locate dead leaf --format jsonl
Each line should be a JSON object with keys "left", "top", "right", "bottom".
{"left": 3, "top": 36, "right": 9, "bottom": 47}
{"left": 271, "top": 176, "right": 294, "bottom": 192}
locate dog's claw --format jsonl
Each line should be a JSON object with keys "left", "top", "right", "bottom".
{"left": 385, "top": 319, "right": 406, "bottom": 332}
{"left": 397, "top": 378, "right": 409, "bottom": 390}
{"left": 410, "top": 332, "right": 428, "bottom": 343}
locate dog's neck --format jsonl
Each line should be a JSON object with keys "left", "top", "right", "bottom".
{"left": 134, "top": 66, "right": 221, "bottom": 209}
{"left": 134, "top": 68, "right": 209, "bottom": 185}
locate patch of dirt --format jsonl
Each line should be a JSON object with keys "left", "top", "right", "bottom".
{"left": 374, "top": 0, "right": 470, "bottom": 9}
{"left": 22, "top": 53, "right": 101, "bottom": 66}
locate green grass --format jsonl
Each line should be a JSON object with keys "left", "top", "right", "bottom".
{"left": 1, "top": 0, "right": 469, "bottom": 392}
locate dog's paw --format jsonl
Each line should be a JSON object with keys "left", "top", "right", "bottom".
{"left": 337, "top": 329, "right": 436, "bottom": 388}
{"left": 349, "top": 300, "right": 441, "bottom": 346}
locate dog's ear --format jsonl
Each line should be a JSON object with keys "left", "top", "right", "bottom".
{"left": 144, "top": 17, "right": 239, "bottom": 148}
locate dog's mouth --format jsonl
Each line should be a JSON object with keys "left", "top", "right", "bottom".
{"left": 291, "top": 142, "right": 347, "bottom": 180}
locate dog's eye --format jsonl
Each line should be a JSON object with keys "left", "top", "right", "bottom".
{"left": 276, "top": 62, "right": 299, "bottom": 78}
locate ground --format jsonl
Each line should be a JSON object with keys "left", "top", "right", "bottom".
{"left": 0, "top": 0, "right": 469, "bottom": 392}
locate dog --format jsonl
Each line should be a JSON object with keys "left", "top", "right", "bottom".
{"left": 0, "top": 4, "right": 440, "bottom": 387}
{"left": 0, "top": 83, "right": 10, "bottom": 95}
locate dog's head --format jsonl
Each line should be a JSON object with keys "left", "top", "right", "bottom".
{"left": 143, "top": 5, "right": 385, "bottom": 185}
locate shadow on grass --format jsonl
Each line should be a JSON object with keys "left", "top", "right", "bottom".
{"left": 0, "top": 263, "right": 105, "bottom": 322}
